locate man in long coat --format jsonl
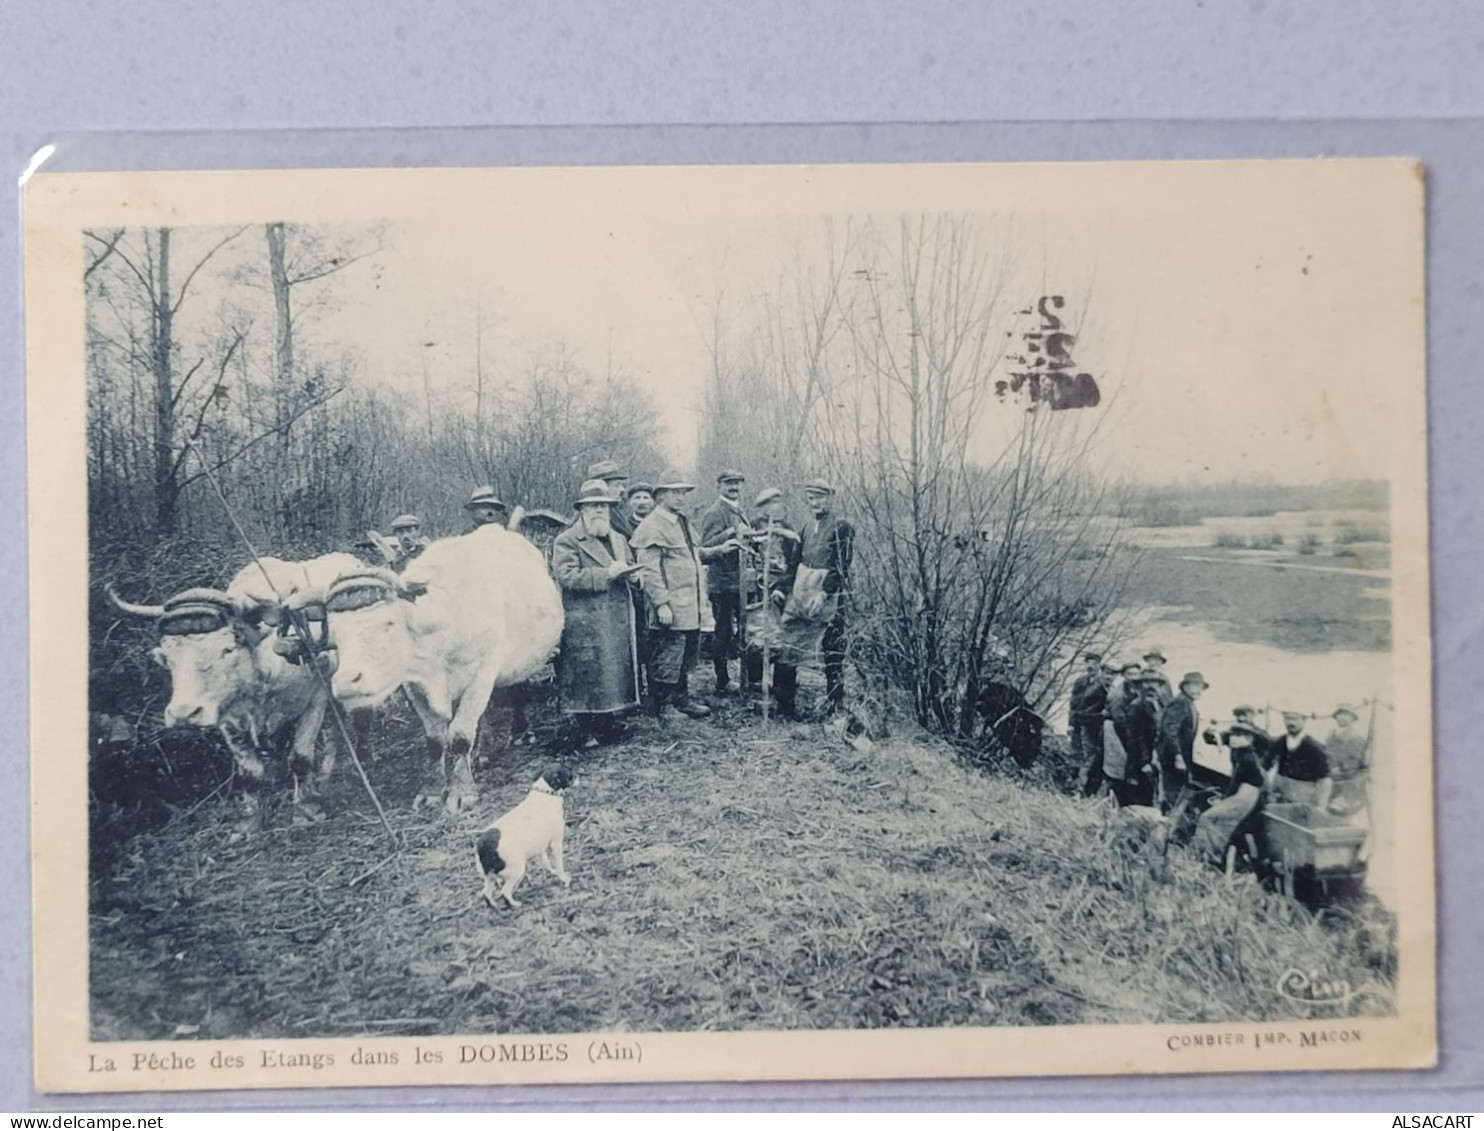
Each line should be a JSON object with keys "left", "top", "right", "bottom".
{"left": 633, "top": 470, "right": 738, "bottom": 720}
{"left": 700, "top": 468, "right": 751, "bottom": 694}
{"left": 551, "top": 479, "right": 645, "bottom": 746}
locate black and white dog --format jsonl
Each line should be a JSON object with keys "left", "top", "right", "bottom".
{"left": 474, "top": 767, "right": 574, "bottom": 909}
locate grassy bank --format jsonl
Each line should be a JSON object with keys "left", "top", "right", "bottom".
{"left": 90, "top": 698, "right": 1396, "bottom": 1040}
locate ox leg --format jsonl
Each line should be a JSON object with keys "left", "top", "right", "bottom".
{"left": 445, "top": 669, "right": 501, "bottom": 814}
{"left": 289, "top": 692, "right": 330, "bottom": 824}
{"left": 219, "top": 726, "right": 267, "bottom": 828}
{"left": 405, "top": 683, "right": 454, "bottom": 812}
{"left": 552, "top": 824, "right": 571, "bottom": 887}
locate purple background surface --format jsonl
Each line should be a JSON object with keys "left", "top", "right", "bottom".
{"left": 4, "top": 2, "right": 1484, "bottom": 1113}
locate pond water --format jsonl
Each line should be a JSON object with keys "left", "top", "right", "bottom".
{"left": 1122, "top": 508, "right": 1391, "bottom": 553}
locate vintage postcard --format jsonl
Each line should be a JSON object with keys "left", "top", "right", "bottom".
{"left": 24, "top": 158, "right": 1433, "bottom": 1092}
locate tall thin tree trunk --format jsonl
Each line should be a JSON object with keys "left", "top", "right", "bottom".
{"left": 152, "top": 228, "right": 177, "bottom": 536}
{"left": 266, "top": 223, "right": 295, "bottom": 438}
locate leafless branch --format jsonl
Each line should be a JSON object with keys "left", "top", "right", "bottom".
{"left": 170, "top": 226, "right": 249, "bottom": 316}
{"left": 83, "top": 229, "right": 126, "bottom": 281}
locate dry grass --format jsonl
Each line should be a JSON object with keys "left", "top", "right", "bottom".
{"left": 89, "top": 699, "right": 1396, "bottom": 1040}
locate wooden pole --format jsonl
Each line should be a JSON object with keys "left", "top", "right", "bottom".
{"left": 736, "top": 517, "right": 749, "bottom": 658}
{"left": 761, "top": 520, "right": 773, "bottom": 729}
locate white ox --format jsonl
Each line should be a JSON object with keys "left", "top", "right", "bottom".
{"left": 109, "top": 552, "right": 362, "bottom": 817}
{"left": 312, "top": 525, "right": 563, "bottom": 813}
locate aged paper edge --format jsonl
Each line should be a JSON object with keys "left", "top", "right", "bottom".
{"left": 24, "top": 160, "right": 1436, "bottom": 1093}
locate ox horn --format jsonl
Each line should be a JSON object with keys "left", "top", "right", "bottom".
{"left": 106, "top": 584, "right": 165, "bottom": 619}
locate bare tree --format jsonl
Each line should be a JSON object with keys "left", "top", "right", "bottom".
{"left": 699, "top": 214, "right": 1143, "bottom": 739}
{"left": 86, "top": 225, "right": 247, "bottom": 535}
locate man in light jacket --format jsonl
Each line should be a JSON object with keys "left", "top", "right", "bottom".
{"left": 632, "top": 470, "right": 739, "bottom": 721}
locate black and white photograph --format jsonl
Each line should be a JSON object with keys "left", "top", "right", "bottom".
{"left": 26, "top": 158, "right": 1434, "bottom": 1090}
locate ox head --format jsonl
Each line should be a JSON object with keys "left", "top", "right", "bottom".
{"left": 312, "top": 568, "right": 427, "bottom": 709}
{"left": 109, "top": 585, "right": 272, "bottom": 729}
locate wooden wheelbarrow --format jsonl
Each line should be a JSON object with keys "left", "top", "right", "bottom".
{"left": 1261, "top": 802, "right": 1369, "bottom": 901}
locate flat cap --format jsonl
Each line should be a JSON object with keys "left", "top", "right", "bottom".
{"left": 389, "top": 513, "right": 421, "bottom": 530}
{"left": 754, "top": 487, "right": 783, "bottom": 507}
{"left": 802, "top": 477, "right": 835, "bottom": 495}
{"left": 717, "top": 468, "right": 746, "bottom": 483}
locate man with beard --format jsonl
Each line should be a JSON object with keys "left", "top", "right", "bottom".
{"left": 550, "top": 479, "right": 645, "bottom": 747}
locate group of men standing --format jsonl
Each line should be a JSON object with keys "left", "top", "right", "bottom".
{"left": 1067, "top": 648, "right": 1372, "bottom": 866}
{"left": 545, "top": 460, "right": 855, "bottom": 746}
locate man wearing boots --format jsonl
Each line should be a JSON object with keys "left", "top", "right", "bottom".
{"left": 700, "top": 468, "right": 752, "bottom": 695}
{"left": 551, "top": 479, "right": 644, "bottom": 747}
{"left": 744, "top": 486, "right": 803, "bottom": 719}
{"left": 799, "top": 478, "right": 854, "bottom": 716}
{"left": 633, "top": 470, "right": 740, "bottom": 720}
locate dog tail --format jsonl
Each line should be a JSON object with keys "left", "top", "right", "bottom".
{"left": 475, "top": 828, "right": 505, "bottom": 876}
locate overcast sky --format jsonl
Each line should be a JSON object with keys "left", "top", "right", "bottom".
{"left": 75, "top": 159, "right": 1424, "bottom": 488}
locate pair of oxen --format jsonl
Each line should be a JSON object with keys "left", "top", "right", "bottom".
{"left": 109, "top": 525, "right": 564, "bottom": 819}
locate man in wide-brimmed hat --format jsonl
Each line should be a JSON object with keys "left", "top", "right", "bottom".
{"left": 1140, "top": 645, "right": 1174, "bottom": 708}
{"left": 632, "top": 470, "right": 738, "bottom": 721}
{"left": 586, "top": 459, "right": 635, "bottom": 540}
{"left": 550, "top": 479, "right": 645, "bottom": 746}
{"left": 1155, "top": 671, "right": 1208, "bottom": 815}
{"left": 464, "top": 486, "right": 509, "bottom": 530}
{"left": 700, "top": 468, "right": 752, "bottom": 694}
{"left": 1271, "top": 709, "right": 1334, "bottom": 810}
{"left": 798, "top": 478, "right": 855, "bottom": 716}
{"left": 1323, "top": 702, "right": 1369, "bottom": 818}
